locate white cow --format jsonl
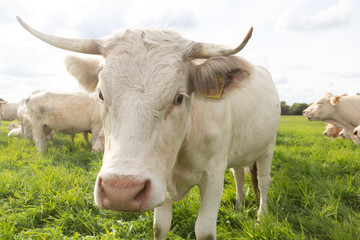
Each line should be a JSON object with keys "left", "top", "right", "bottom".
{"left": 18, "top": 17, "right": 280, "bottom": 239}
{"left": 352, "top": 125, "right": 360, "bottom": 144}
{"left": 303, "top": 93, "right": 360, "bottom": 143}
{"left": 0, "top": 101, "right": 19, "bottom": 133}
{"left": 339, "top": 129, "right": 351, "bottom": 139}
{"left": 7, "top": 122, "right": 22, "bottom": 137}
{"left": 26, "top": 90, "right": 102, "bottom": 153}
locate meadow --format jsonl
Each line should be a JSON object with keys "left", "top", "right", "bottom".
{"left": 0, "top": 116, "right": 359, "bottom": 239}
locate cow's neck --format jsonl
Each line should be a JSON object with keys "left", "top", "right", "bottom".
{"left": 326, "top": 97, "right": 360, "bottom": 132}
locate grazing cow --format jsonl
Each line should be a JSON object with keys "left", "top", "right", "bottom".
{"left": 18, "top": 17, "right": 280, "bottom": 239}
{"left": 26, "top": 90, "right": 102, "bottom": 153}
{"left": 0, "top": 101, "right": 19, "bottom": 133}
{"left": 339, "top": 129, "right": 351, "bottom": 139}
{"left": 323, "top": 124, "right": 343, "bottom": 138}
{"left": 91, "top": 128, "right": 104, "bottom": 153}
{"left": 303, "top": 93, "right": 360, "bottom": 143}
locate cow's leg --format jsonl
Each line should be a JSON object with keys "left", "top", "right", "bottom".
{"left": 33, "top": 125, "right": 46, "bottom": 153}
{"left": 82, "top": 132, "right": 89, "bottom": 144}
{"left": 21, "top": 121, "right": 25, "bottom": 138}
{"left": 195, "top": 163, "right": 226, "bottom": 240}
{"left": 70, "top": 134, "right": 75, "bottom": 143}
{"left": 153, "top": 199, "right": 172, "bottom": 240}
{"left": 255, "top": 147, "right": 274, "bottom": 220}
{"left": 231, "top": 167, "right": 245, "bottom": 210}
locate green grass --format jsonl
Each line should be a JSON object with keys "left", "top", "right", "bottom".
{"left": 0, "top": 116, "right": 359, "bottom": 239}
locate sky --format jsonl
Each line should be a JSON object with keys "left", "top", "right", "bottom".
{"left": 0, "top": 0, "right": 359, "bottom": 105}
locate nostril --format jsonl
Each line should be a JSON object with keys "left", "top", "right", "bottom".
{"left": 134, "top": 179, "right": 151, "bottom": 202}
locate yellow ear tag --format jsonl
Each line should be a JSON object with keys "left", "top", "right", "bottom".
{"left": 203, "top": 76, "right": 225, "bottom": 99}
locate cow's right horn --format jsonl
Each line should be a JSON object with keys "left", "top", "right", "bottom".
{"left": 17, "top": 16, "right": 103, "bottom": 55}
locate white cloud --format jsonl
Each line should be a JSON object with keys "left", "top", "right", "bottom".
{"left": 275, "top": 0, "right": 356, "bottom": 32}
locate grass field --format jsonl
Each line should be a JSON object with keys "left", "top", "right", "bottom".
{"left": 0, "top": 116, "right": 359, "bottom": 239}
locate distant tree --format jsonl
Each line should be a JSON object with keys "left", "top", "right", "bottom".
{"left": 290, "top": 103, "right": 309, "bottom": 115}
{"left": 0, "top": 98, "right": 5, "bottom": 102}
{"left": 280, "top": 101, "right": 291, "bottom": 115}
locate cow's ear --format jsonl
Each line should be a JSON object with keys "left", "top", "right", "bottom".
{"left": 330, "top": 95, "right": 341, "bottom": 105}
{"left": 190, "top": 56, "right": 253, "bottom": 96}
{"left": 64, "top": 55, "right": 103, "bottom": 93}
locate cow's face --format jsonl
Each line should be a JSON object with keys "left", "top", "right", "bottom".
{"left": 353, "top": 126, "right": 360, "bottom": 144}
{"left": 323, "top": 124, "right": 341, "bottom": 138}
{"left": 303, "top": 93, "right": 336, "bottom": 121}
{"left": 17, "top": 17, "right": 252, "bottom": 212}
{"left": 94, "top": 31, "right": 194, "bottom": 211}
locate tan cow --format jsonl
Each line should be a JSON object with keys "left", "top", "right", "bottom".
{"left": 18, "top": 17, "right": 280, "bottom": 239}
{"left": 323, "top": 124, "right": 343, "bottom": 138}
{"left": 26, "top": 90, "right": 102, "bottom": 153}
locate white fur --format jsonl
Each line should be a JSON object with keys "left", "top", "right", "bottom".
{"left": 63, "top": 29, "right": 280, "bottom": 239}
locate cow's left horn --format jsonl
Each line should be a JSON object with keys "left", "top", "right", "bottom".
{"left": 190, "top": 27, "right": 253, "bottom": 59}
{"left": 17, "top": 16, "right": 103, "bottom": 55}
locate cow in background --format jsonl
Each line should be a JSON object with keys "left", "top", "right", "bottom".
{"left": 323, "top": 124, "right": 343, "bottom": 139}
{"left": 91, "top": 128, "right": 104, "bottom": 153}
{"left": 303, "top": 93, "right": 360, "bottom": 144}
{"left": 0, "top": 101, "right": 19, "bottom": 133}
{"left": 26, "top": 90, "right": 102, "bottom": 153}
{"left": 339, "top": 129, "right": 351, "bottom": 139}
{"left": 18, "top": 17, "right": 280, "bottom": 239}
{"left": 7, "top": 122, "right": 22, "bottom": 137}
{"left": 352, "top": 126, "right": 360, "bottom": 144}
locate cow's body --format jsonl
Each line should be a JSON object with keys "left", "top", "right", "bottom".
{"left": 0, "top": 102, "right": 19, "bottom": 132}
{"left": 303, "top": 93, "right": 360, "bottom": 143}
{"left": 26, "top": 90, "right": 102, "bottom": 153}
{"left": 18, "top": 18, "right": 280, "bottom": 239}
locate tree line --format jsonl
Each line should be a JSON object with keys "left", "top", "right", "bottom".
{"left": 281, "top": 101, "right": 309, "bottom": 115}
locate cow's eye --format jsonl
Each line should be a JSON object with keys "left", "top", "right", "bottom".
{"left": 99, "top": 91, "right": 104, "bottom": 101}
{"left": 173, "top": 93, "right": 184, "bottom": 106}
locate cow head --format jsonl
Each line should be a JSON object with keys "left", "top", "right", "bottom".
{"left": 323, "top": 123, "right": 342, "bottom": 138}
{"left": 303, "top": 93, "right": 338, "bottom": 121}
{"left": 17, "top": 17, "right": 253, "bottom": 212}
{"left": 353, "top": 126, "right": 360, "bottom": 144}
